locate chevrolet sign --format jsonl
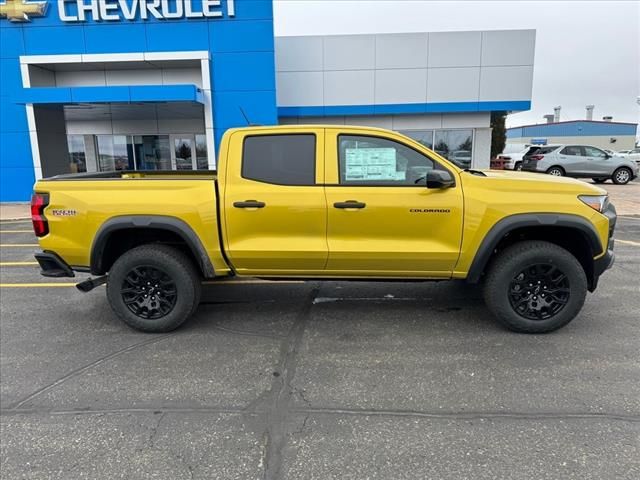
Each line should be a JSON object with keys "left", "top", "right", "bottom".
{"left": 1, "top": 0, "right": 235, "bottom": 22}
{"left": 59, "top": 0, "right": 235, "bottom": 21}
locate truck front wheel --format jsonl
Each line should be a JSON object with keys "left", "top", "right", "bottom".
{"left": 483, "top": 241, "right": 587, "bottom": 333}
{"left": 106, "top": 245, "right": 201, "bottom": 333}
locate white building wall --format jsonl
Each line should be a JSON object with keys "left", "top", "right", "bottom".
{"left": 275, "top": 30, "right": 535, "bottom": 108}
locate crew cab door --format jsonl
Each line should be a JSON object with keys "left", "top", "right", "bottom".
{"left": 221, "top": 129, "right": 327, "bottom": 275}
{"left": 324, "top": 129, "right": 464, "bottom": 277}
{"left": 582, "top": 146, "right": 611, "bottom": 176}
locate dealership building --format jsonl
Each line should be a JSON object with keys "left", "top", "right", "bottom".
{"left": 0, "top": 0, "right": 536, "bottom": 201}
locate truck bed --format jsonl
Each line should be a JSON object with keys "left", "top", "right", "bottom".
{"left": 45, "top": 170, "right": 217, "bottom": 181}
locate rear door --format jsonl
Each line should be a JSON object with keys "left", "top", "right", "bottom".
{"left": 557, "top": 145, "right": 586, "bottom": 175}
{"left": 222, "top": 129, "right": 328, "bottom": 276}
{"left": 323, "top": 129, "right": 464, "bottom": 277}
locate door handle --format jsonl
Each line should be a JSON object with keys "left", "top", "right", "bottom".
{"left": 233, "top": 200, "right": 265, "bottom": 209}
{"left": 334, "top": 200, "right": 366, "bottom": 209}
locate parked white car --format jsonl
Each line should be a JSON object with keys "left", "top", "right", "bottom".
{"left": 497, "top": 143, "right": 530, "bottom": 170}
{"left": 623, "top": 147, "right": 640, "bottom": 167}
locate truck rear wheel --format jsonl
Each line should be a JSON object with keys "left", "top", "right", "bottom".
{"left": 106, "top": 245, "right": 201, "bottom": 333}
{"left": 483, "top": 241, "right": 587, "bottom": 333}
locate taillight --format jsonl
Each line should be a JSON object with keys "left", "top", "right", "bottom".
{"left": 530, "top": 155, "right": 544, "bottom": 161}
{"left": 31, "top": 193, "right": 49, "bottom": 237}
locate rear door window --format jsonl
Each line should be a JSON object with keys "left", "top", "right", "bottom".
{"left": 242, "top": 134, "right": 316, "bottom": 185}
{"left": 561, "top": 146, "right": 583, "bottom": 156}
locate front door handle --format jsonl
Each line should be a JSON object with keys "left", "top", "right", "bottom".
{"left": 233, "top": 200, "right": 265, "bottom": 209}
{"left": 334, "top": 200, "right": 366, "bottom": 209}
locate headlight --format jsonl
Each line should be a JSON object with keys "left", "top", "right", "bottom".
{"left": 579, "top": 194, "right": 609, "bottom": 213}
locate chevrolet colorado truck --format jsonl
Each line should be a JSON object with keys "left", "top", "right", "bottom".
{"left": 31, "top": 125, "right": 616, "bottom": 333}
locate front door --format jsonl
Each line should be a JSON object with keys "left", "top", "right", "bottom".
{"left": 324, "top": 129, "right": 464, "bottom": 277}
{"left": 582, "top": 146, "right": 611, "bottom": 176}
{"left": 222, "top": 129, "right": 328, "bottom": 276}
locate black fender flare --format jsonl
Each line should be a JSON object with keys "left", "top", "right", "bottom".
{"left": 466, "top": 213, "right": 603, "bottom": 284}
{"left": 90, "top": 215, "right": 215, "bottom": 278}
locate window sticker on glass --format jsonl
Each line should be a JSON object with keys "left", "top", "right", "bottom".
{"left": 344, "top": 148, "right": 404, "bottom": 181}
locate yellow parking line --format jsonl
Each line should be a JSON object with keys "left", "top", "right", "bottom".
{"left": 617, "top": 239, "right": 640, "bottom": 247}
{"left": 0, "top": 244, "right": 38, "bottom": 247}
{"left": 202, "top": 279, "right": 306, "bottom": 285}
{"left": 0, "top": 283, "right": 77, "bottom": 288}
{"left": 0, "top": 262, "right": 39, "bottom": 266}
{"left": 0, "top": 230, "right": 33, "bottom": 233}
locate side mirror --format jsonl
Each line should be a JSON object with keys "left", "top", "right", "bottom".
{"left": 426, "top": 169, "right": 455, "bottom": 189}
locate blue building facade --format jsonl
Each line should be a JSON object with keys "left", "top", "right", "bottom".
{"left": 1, "top": 0, "right": 277, "bottom": 201}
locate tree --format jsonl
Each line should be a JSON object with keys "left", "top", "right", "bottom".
{"left": 490, "top": 111, "right": 507, "bottom": 158}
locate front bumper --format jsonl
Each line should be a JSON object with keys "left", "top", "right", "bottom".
{"left": 35, "top": 251, "right": 75, "bottom": 278}
{"left": 590, "top": 203, "right": 616, "bottom": 291}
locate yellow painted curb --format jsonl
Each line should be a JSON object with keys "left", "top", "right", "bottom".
{"left": 617, "top": 239, "right": 640, "bottom": 247}
{"left": 0, "top": 283, "right": 77, "bottom": 288}
{"left": 0, "top": 262, "right": 39, "bottom": 266}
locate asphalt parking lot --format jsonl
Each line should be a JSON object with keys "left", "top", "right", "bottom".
{"left": 1, "top": 210, "right": 639, "bottom": 479}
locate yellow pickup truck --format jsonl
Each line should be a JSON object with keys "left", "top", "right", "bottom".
{"left": 31, "top": 125, "right": 616, "bottom": 334}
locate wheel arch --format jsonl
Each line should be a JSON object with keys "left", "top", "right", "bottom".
{"left": 90, "top": 215, "right": 215, "bottom": 278}
{"left": 466, "top": 213, "right": 603, "bottom": 289}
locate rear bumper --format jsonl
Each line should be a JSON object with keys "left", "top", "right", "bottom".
{"left": 35, "top": 251, "right": 75, "bottom": 278}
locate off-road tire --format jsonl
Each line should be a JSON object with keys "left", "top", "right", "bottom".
{"left": 483, "top": 240, "right": 587, "bottom": 333}
{"left": 612, "top": 167, "right": 632, "bottom": 185}
{"left": 107, "top": 244, "right": 202, "bottom": 333}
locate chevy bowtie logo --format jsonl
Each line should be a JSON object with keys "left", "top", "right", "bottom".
{"left": 0, "top": 0, "right": 48, "bottom": 22}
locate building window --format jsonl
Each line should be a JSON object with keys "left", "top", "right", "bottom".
{"left": 133, "top": 135, "right": 171, "bottom": 170}
{"left": 434, "top": 129, "right": 473, "bottom": 168}
{"left": 400, "top": 130, "right": 434, "bottom": 149}
{"left": 338, "top": 135, "right": 435, "bottom": 185}
{"left": 195, "top": 134, "right": 209, "bottom": 170}
{"left": 96, "top": 135, "right": 132, "bottom": 172}
{"left": 242, "top": 134, "right": 316, "bottom": 185}
{"left": 66, "top": 135, "right": 87, "bottom": 173}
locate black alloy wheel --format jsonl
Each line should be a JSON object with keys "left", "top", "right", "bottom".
{"left": 121, "top": 265, "right": 177, "bottom": 320}
{"left": 508, "top": 263, "right": 570, "bottom": 320}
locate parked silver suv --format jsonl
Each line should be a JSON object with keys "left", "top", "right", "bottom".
{"left": 521, "top": 144, "right": 639, "bottom": 184}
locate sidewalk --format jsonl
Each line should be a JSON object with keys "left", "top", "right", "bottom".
{"left": 0, "top": 203, "right": 30, "bottom": 221}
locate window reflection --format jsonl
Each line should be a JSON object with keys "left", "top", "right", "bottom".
{"left": 67, "top": 135, "right": 87, "bottom": 173}
{"left": 400, "top": 130, "right": 434, "bottom": 149}
{"left": 96, "top": 135, "right": 131, "bottom": 172}
{"left": 434, "top": 130, "right": 473, "bottom": 168}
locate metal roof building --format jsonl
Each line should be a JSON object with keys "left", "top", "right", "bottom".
{"left": 507, "top": 120, "right": 638, "bottom": 151}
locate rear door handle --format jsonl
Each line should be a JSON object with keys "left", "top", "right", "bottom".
{"left": 233, "top": 200, "right": 265, "bottom": 209}
{"left": 334, "top": 200, "right": 366, "bottom": 209}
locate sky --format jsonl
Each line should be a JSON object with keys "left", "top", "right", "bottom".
{"left": 273, "top": 0, "right": 640, "bottom": 128}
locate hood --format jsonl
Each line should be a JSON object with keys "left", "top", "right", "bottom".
{"left": 464, "top": 170, "right": 608, "bottom": 195}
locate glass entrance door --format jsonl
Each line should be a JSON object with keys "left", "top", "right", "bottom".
{"left": 173, "top": 136, "right": 196, "bottom": 170}
{"left": 171, "top": 135, "right": 209, "bottom": 170}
